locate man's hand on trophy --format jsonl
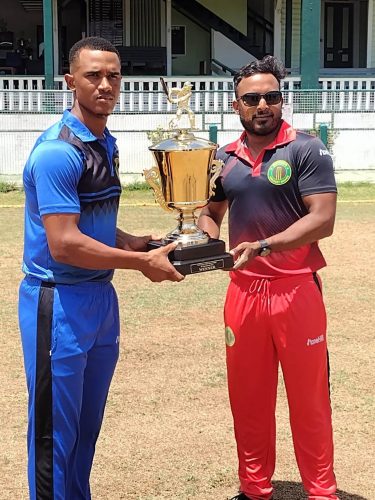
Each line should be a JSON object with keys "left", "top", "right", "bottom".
{"left": 141, "top": 241, "right": 185, "bottom": 283}
{"left": 116, "top": 229, "right": 160, "bottom": 252}
{"left": 124, "top": 234, "right": 153, "bottom": 252}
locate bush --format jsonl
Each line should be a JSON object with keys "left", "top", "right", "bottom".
{"left": 0, "top": 181, "right": 19, "bottom": 193}
{"left": 122, "top": 181, "right": 151, "bottom": 191}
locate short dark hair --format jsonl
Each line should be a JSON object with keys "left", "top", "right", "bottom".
{"left": 69, "top": 36, "right": 120, "bottom": 66}
{"left": 233, "top": 55, "right": 287, "bottom": 95}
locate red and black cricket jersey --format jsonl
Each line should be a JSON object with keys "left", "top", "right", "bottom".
{"left": 211, "top": 120, "right": 337, "bottom": 279}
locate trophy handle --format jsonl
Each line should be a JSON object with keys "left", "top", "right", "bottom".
{"left": 209, "top": 159, "right": 224, "bottom": 197}
{"left": 143, "top": 166, "right": 173, "bottom": 212}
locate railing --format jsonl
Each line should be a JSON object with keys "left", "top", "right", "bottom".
{"left": 0, "top": 87, "right": 374, "bottom": 114}
{"left": 211, "top": 59, "right": 236, "bottom": 76}
{"left": 0, "top": 88, "right": 374, "bottom": 180}
{"left": 1, "top": 74, "right": 375, "bottom": 92}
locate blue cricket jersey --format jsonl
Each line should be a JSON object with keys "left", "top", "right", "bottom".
{"left": 22, "top": 110, "right": 122, "bottom": 283}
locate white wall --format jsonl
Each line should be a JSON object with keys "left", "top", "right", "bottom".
{"left": 197, "top": 0, "right": 247, "bottom": 34}
{"left": 1, "top": 111, "right": 374, "bottom": 186}
{"left": 212, "top": 31, "right": 256, "bottom": 71}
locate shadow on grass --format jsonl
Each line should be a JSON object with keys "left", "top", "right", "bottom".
{"left": 271, "top": 481, "right": 368, "bottom": 499}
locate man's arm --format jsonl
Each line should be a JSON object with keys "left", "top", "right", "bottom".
{"left": 116, "top": 227, "right": 154, "bottom": 252}
{"left": 267, "top": 192, "right": 336, "bottom": 249}
{"left": 42, "top": 213, "right": 184, "bottom": 282}
{"left": 230, "top": 192, "right": 337, "bottom": 269}
{"left": 197, "top": 200, "right": 228, "bottom": 238}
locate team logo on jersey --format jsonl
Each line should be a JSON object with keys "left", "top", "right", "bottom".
{"left": 267, "top": 160, "right": 292, "bottom": 185}
{"left": 225, "top": 326, "right": 235, "bottom": 347}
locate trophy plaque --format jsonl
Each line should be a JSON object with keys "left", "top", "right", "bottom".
{"left": 143, "top": 79, "right": 233, "bottom": 276}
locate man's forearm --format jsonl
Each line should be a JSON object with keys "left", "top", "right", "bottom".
{"left": 115, "top": 227, "right": 134, "bottom": 249}
{"left": 50, "top": 228, "right": 150, "bottom": 271}
{"left": 264, "top": 212, "right": 335, "bottom": 252}
{"left": 197, "top": 214, "right": 221, "bottom": 239}
{"left": 246, "top": 192, "right": 337, "bottom": 252}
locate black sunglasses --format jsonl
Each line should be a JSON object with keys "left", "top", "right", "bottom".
{"left": 237, "top": 91, "right": 283, "bottom": 107}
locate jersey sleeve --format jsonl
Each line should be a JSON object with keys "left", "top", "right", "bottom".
{"left": 209, "top": 148, "right": 228, "bottom": 202}
{"left": 296, "top": 136, "right": 337, "bottom": 196}
{"left": 29, "top": 139, "right": 84, "bottom": 215}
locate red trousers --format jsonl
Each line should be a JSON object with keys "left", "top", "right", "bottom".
{"left": 224, "top": 273, "right": 337, "bottom": 500}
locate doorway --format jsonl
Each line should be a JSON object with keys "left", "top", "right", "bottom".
{"left": 324, "top": 2, "right": 354, "bottom": 67}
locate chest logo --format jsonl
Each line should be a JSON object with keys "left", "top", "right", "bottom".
{"left": 267, "top": 160, "right": 292, "bottom": 186}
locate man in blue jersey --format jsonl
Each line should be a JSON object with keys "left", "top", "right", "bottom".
{"left": 18, "top": 37, "right": 183, "bottom": 500}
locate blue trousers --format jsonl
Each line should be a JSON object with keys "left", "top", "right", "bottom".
{"left": 19, "top": 277, "right": 120, "bottom": 500}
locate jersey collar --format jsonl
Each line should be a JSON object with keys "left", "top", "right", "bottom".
{"left": 62, "top": 109, "right": 115, "bottom": 144}
{"left": 225, "top": 120, "right": 296, "bottom": 165}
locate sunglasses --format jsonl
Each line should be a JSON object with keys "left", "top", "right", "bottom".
{"left": 237, "top": 91, "right": 283, "bottom": 107}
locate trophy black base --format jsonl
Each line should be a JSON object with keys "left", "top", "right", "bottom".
{"left": 147, "top": 238, "right": 234, "bottom": 276}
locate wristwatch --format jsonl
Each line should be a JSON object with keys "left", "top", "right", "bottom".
{"left": 258, "top": 239, "right": 271, "bottom": 257}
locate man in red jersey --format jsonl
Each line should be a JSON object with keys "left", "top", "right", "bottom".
{"left": 198, "top": 56, "right": 338, "bottom": 500}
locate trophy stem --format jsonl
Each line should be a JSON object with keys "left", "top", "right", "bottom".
{"left": 164, "top": 211, "right": 209, "bottom": 246}
{"left": 177, "top": 210, "right": 196, "bottom": 231}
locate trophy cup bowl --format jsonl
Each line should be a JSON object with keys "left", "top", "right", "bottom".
{"left": 144, "top": 129, "right": 233, "bottom": 275}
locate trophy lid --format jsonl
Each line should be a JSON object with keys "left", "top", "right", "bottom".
{"left": 149, "top": 129, "right": 217, "bottom": 152}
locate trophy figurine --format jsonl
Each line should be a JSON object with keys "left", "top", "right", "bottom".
{"left": 143, "top": 78, "right": 233, "bottom": 276}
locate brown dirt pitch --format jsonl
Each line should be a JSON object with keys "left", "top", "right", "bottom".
{"left": 0, "top": 191, "right": 374, "bottom": 500}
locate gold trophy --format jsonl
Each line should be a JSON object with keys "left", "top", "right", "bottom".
{"left": 143, "top": 79, "right": 233, "bottom": 276}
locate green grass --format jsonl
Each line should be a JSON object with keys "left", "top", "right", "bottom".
{"left": 0, "top": 181, "right": 374, "bottom": 207}
{"left": 0, "top": 191, "right": 374, "bottom": 499}
{"left": 0, "top": 183, "right": 155, "bottom": 206}
{"left": 337, "top": 182, "right": 375, "bottom": 201}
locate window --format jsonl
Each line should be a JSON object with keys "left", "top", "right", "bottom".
{"left": 171, "top": 25, "right": 185, "bottom": 56}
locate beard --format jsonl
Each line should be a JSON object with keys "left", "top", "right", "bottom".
{"left": 240, "top": 113, "right": 281, "bottom": 137}
{"left": 79, "top": 100, "right": 114, "bottom": 119}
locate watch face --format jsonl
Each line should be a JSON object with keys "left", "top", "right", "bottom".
{"left": 260, "top": 247, "right": 271, "bottom": 257}
{"left": 258, "top": 240, "right": 271, "bottom": 257}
